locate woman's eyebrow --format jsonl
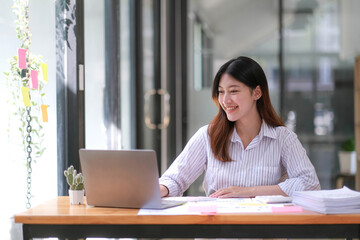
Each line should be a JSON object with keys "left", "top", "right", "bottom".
{"left": 218, "top": 85, "right": 241, "bottom": 88}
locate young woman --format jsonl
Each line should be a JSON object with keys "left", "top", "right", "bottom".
{"left": 159, "top": 56, "right": 320, "bottom": 198}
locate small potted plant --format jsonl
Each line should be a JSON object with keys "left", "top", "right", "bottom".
{"left": 64, "top": 165, "right": 85, "bottom": 204}
{"left": 338, "top": 138, "right": 356, "bottom": 174}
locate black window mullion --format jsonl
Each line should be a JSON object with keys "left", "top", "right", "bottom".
{"left": 279, "top": 0, "right": 285, "bottom": 120}
{"left": 130, "top": 0, "right": 144, "bottom": 149}
{"left": 153, "top": 0, "right": 162, "bottom": 169}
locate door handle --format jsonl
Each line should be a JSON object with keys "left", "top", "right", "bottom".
{"left": 144, "top": 89, "right": 170, "bottom": 130}
{"left": 157, "top": 89, "right": 170, "bottom": 129}
{"left": 144, "top": 89, "right": 157, "bottom": 130}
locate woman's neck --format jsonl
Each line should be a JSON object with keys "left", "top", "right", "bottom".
{"left": 235, "top": 114, "right": 262, "bottom": 149}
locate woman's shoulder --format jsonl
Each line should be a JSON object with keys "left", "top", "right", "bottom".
{"left": 187, "top": 125, "right": 210, "bottom": 139}
{"left": 195, "top": 124, "right": 210, "bottom": 137}
{"left": 185, "top": 125, "right": 211, "bottom": 147}
{"left": 199, "top": 124, "right": 209, "bottom": 132}
{"left": 267, "top": 123, "right": 297, "bottom": 140}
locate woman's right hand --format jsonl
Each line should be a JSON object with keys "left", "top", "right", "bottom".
{"left": 160, "top": 184, "right": 169, "bottom": 197}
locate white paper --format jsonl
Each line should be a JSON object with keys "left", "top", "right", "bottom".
{"left": 138, "top": 197, "right": 283, "bottom": 215}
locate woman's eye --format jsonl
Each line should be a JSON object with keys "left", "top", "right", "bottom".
{"left": 230, "top": 90, "right": 239, "bottom": 93}
{"left": 218, "top": 90, "right": 224, "bottom": 94}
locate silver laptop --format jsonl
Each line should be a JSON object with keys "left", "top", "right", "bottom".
{"left": 79, "top": 149, "right": 184, "bottom": 209}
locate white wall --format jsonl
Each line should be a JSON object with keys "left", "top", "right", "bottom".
{"left": 0, "top": 1, "right": 57, "bottom": 239}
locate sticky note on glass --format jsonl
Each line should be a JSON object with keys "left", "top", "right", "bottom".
{"left": 18, "top": 48, "right": 27, "bottom": 69}
{"left": 30, "top": 70, "right": 38, "bottom": 89}
{"left": 21, "top": 87, "right": 31, "bottom": 107}
{"left": 41, "top": 104, "right": 48, "bottom": 122}
{"left": 41, "top": 63, "right": 48, "bottom": 82}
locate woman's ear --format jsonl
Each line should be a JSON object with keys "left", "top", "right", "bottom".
{"left": 253, "top": 85, "right": 262, "bottom": 100}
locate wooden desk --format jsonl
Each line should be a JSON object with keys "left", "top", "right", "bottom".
{"left": 14, "top": 196, "right": 360, "bottom": 240}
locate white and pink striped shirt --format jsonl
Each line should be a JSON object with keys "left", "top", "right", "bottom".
{"left": 159, "top": 121, "right": 320, "bottom": 197}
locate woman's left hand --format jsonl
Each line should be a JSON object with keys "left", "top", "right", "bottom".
{"left": 209, "top": 186, "right": 254, "bottom": 198}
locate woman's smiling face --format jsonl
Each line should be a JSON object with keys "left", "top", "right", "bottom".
{"left": 218, "top": 73, "right": 260, "bottom": 122}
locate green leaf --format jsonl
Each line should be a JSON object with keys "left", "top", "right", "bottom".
{"left": 341, "top": 138, "right": 355, "bottom": 151}
{"left": 75, "top": 183, "right": 84, "bottom": 190}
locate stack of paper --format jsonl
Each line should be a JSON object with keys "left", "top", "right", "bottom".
{"left": 292, "top": 186, "right": 360, "bottom": 214}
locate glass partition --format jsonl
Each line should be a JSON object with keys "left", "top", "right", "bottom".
{"left": 187, "top": 0, "right": 279, "bottom": 195}
{"left": 186, "top": 0, "right": 359, "bottom": 194}
{"left": 84, "top": 1, "right": 107, "bottom": 149}
{"left": 283, "top": 0, "right": 355, "bottom": 189}
{"left": 85, "top": 0, "right": 133, "bottom": 150}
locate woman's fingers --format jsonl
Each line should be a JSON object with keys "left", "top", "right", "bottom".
{"left": 210, "top": 186, "right": 249, "bottom": 198}
{"left": 210, "top": 188, "right": 234, "bottom": 198}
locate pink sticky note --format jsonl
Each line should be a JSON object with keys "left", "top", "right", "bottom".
{"left": 272, "top": 206, "right": 303, "bottom": 213}
{"left": 188, "top": 205, "right": 217, "bottom": 214}
{"left": 18, "top": 48, "right": 27, "bottom": 69}
{"left": 31, "top": 70, "right": 38, "bottom": 89}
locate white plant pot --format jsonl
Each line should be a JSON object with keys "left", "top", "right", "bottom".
{"left": 338, "top": 151, "right": 357, "bottom": 174}
{"left": 69, "top": 189, "right": 84, "bottom": 205}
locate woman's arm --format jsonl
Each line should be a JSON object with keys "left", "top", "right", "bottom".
{"left": 209, "top": 185, "right": 287, "bottom": 198}
{"left": 278, "top": 131, "right": 320, "bottom": 195}
{"left": 159, "top": 126, "right": 209, "bottom": 197}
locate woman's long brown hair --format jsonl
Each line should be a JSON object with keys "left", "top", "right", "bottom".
{"left": 208, "top": 56, "right": 284, "bottom": 162}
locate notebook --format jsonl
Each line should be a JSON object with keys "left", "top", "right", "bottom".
{"left": 79, "top": 149, "right": 184, "bottom": 209}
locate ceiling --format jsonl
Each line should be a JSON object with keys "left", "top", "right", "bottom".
{"left": 190, "top": 0, "right": 280, "bottom": 59}
{"left": 189, "top": 0, "right": 324, "bottom": 59}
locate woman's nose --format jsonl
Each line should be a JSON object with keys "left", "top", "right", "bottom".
{"left": 223, "top": 92, "right": 231, "bottom": 103}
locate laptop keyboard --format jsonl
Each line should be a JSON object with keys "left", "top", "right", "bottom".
{"left": 160, "top": 199, "right": 185, "bottom": 209}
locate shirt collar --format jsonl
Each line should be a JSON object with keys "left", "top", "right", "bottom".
{"left": 231, "top": 127, "right": 241, "bottom": 143}
{"left": 261, "top": 120, "right": 277, "bottom": 140}
{"left": 230, "top": 120, "right": 277, "bottom": 143}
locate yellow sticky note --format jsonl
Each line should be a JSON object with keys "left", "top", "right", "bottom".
{"left": 21, "top": 87, "right": 31, "bottom": 107}
{"left": 41, "top": 104, "right": 48, "bottom": 122}
{"left": 41, "top": 63, "right": 48, "bottom": 83}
